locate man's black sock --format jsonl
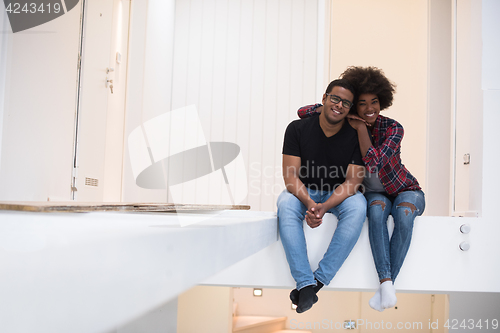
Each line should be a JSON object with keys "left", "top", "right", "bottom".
{"left": 314, "top": 280, "right": 324, "bottom": 293}
{"left": 296, "top": 286, "right": 317, "bottom": 313}
{"left": 289, "top": 288, "right": 299, "bottom": 305}
{"left": 290, "top": 279, "right": 324, "bottom": 305}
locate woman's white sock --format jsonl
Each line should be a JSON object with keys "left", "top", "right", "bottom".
{"left": 369, "top": 286, "right": 384, "bottom": 312}
{"left": 380, "top": 280, "right": 397, "bottom": 309}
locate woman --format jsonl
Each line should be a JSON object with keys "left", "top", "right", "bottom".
{"left": 299, "top": 66, "right": 425, "bottom": 311}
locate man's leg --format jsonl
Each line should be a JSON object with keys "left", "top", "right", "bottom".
{"left": 313, "top": 191, "right": 366, "bottom": 285}
{"left": 277, "top": 189, "right": 322, "bottom": 313}
{"left": 277, "top": 189, "right": 317, "bottom": 290}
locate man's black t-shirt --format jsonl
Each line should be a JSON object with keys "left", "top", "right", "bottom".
{"left": 282, "top": 115, "right": 364, "bottom": 192}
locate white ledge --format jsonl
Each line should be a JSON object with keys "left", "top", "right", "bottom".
{"left": 0, "top": 210, "right": 277, "bottom": 333}
{"left": 2, "top": 210, "right": 498, "bottom": 333}
{"left": 204, "top": 215, "right": 500, "bottom": 294}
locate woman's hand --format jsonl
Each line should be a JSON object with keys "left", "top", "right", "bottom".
{"left": 347, "top": 114, "right": 369, "bottom": 130}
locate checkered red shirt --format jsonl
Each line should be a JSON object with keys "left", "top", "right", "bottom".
{"left": 297, "top": 104, "right": 421, "bottom": 196}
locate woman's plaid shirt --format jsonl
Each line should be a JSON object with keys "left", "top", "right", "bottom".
{"left": 297, "top": 104, "right": 421, "bottom": 196}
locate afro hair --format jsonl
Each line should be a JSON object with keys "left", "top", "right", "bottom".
{"left": 340, "top": 66, "right": 396, "bottom": 112}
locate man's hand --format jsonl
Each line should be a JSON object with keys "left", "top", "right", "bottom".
{"left": 305, "top": 203, "right": 328, "bottom": 228}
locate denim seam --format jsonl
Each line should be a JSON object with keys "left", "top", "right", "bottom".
{"left": 313, "top": 275, "right": 327, "bottom": 287}
{"left": 297, "top": 281, "right": 317, "bottom": 291}
{"left": 378, "top": 270, "right": 392, "bottom": 280}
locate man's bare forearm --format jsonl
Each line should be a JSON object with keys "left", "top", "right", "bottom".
{"left": 322, "top": 181, "right": 360, "bottom": 211}
{"left": 284, "top": 176, "right": 315, "bottom": 209}
{"left": 322, "top": 164, "right": 364, "bottom": 210}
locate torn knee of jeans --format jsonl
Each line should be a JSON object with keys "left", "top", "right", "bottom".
{"left": 370, "top": 200, "right": 386, "bottom": 211}
{"left": 396, "top": 202, "right": 417, "bottom": 216}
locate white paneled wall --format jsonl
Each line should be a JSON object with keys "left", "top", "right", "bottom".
{"left": 170, "top": 0, "right": 319, "bottom": 211}
{"left": 124, "top": 0, "right": 320, "bottom": 210}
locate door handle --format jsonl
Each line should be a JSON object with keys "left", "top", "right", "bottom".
{"left": 106, "top": 78, "right": 113, "bottom": 94}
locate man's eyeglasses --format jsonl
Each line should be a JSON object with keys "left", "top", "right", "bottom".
{"left": 326, "top": 93, "right": 353, "bottom": 109}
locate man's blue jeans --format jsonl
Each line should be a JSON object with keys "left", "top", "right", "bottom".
{"left": 365, "top": 190, "right": 425, "bottom": 281}
{"left": 277, "top": 189, "right": 366, "bottom": 290}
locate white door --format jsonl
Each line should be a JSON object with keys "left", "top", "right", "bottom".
{"left": 452, "top": 0, "right": 482, "bottom": 217}
{"left": 73, "top": 0, "right": 130, "bottom": 202}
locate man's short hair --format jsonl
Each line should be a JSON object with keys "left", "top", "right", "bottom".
{"left": 325, "top": 79, "right": 356, "bottom": 98}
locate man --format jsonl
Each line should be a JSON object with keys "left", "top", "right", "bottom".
{"left": 277, "top": 79, "right": 366, "bottom": 313}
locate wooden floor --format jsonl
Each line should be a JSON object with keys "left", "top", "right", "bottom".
{"left": 0, "top": 201, "right": 250, "bottom": 213}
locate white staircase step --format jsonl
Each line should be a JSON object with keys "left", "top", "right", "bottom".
{"left": 233, "top": 316, "right": 286, "bottom": 333}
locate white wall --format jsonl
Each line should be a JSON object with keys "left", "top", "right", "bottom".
{"left": 481, "top": 0, "right": 500, "bottom": 220}
{"left": 122, "top": 0, "right": 320, "bottom": 211}
{"left": 454, "top": 0, "right": 500, "bottom": 325}
{"left": 322, "top": 0, "right": 481, "bottom": 217}
{"left": 0, "top": 7, "right": 9, "bottom": 173}
{"left": 453, "top": 0, "right": 483, "bottom": 216}
{"left": 0, "top": 5, "right": 81, "bottom": 201}
{"left": 448, "top": 292, "right": 500, "bottom": 332}
{"left": 233, "top": 287, "right": 447, "bottom": 333}
{"left": 112, "top": 298, "right": 178, "bottom": 333}
{"left": 426, "top": 0, "right": 452, "bottom": 216}
{"left": 328, "top": 0, "right": 429, "bottom": 201}
{"left": 121, "top": 0, "right": 175, "bottom": 203}
{"left": 103, "top": 0, "right": 132, "bottom": 202}
{"left": 177, "top": 286, "right": 232, "bottom": 333}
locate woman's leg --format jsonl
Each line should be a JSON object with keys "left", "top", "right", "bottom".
{"left": 389, "top": 190, "right": 426, "bottom": 281}
{"left": 377, "top": 190, "right": 425, "bottom": 309}
{"left": 365, "top": 192, "right": 393, "bottom": 311}
{"left": 366, "top": 192, "right": 393, "bottom": 281}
